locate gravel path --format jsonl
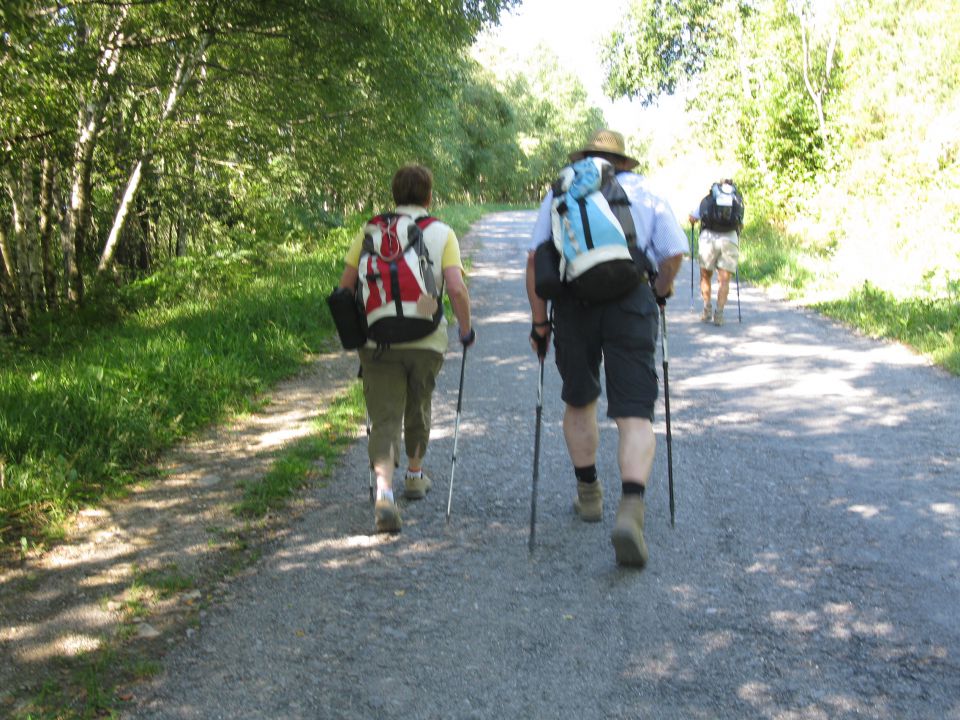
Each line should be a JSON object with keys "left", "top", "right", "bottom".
{"left": 128, "top": 211, "right": 960, "bottom": 720}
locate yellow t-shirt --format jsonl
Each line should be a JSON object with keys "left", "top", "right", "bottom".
{"left": 345, "top": 206, "right": 464, "bottom": 354}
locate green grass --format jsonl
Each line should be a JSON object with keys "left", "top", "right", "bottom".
{"left": 0, "top": 228, "right": 354, "bottom": 551}
{"left": 815, "top": 282, "right": 960, "bottom": 375}
{"left": 740, "top": 215, "right": 960, "bottom": 376}
{"left": 738, "top": 215, "right": 816, "bottom": 293}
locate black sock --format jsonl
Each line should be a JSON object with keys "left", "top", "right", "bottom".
{"left": 622, "top": 481, "right": 645, "bottom": 497}
{"left": 574, "top": 465, "right": 597, "bottom": 484}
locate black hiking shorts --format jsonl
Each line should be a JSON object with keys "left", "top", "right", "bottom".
{"left": 553, "top": 282, "right": 659, "bottom": 421}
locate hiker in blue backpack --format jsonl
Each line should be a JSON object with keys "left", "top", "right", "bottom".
{"left": 689, "top": 179, "right": 744, "bottom": 327}
{"left": 525, "top": 129, "right": 687, "bottom": 568}
{"left": 337, "top": 164, "right": 475, "bottom": 533}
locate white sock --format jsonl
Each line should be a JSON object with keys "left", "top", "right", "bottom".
{"left": 376, "top": 488, "right": 394, "bottom": 502}
{"left": 406, "top": 469, "right": 422, "bottom": 479}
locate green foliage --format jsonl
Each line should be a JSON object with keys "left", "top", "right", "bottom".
{"left": 815, "top": 282, "right": 960, "bottom": 375}
{"left": 603, "top": 0, "right": 720, "bottom": 105}
{"left": 0, "top": 224, "right": 353, "bottom": 548}
{"left": 739, "top": 220, "right": 807, "bottom": 291}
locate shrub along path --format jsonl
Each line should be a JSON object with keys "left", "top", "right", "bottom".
{"left": 4, "top": 211, "right": 960, "bottom": 719}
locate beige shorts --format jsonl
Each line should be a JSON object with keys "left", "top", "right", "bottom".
{"left": 698, "top": 228, "right": 739, "bottom": 273}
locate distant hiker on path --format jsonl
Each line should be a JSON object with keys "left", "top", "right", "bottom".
{"left": 689, "top": 179, "right": 745, "bottom": 327}
{"left": 525, "top": 129, "right": 687, "bottom": 568}
{"left": 336, "top": 164, "right": 475, "bottom": 533}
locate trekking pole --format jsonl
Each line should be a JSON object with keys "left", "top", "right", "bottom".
{"left": 659, "top": 304, "right": 676, "bottom": 527}
{"left": 689, "top": 223, "right": 695, "bottom": 310}
{"left": 365, "top": 413, "right": 374, "bottom": 503}
{"left": 445, "top": 345, "right": 468, "bottom": 523}
{"left": 358, "top": 365, "right": 374, "bottom": 503}
{"left": 736, "top": 268, "right": 742, "bottom": 323}
{"left": 529, "top": 355, "right": 545, "bottom": 553}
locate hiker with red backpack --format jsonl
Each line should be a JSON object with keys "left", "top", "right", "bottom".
{"left": 525, "top": 129, "right": 687, "bottom": 568}
{"left": 689, "top": 179, "right": 744, "bottom": 327}
{"left": 335, "top": 164, "right": 474, "bottom": 533}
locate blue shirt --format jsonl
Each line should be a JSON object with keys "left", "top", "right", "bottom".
{"left": 529, "top": 171, "right": 688, "bottom": 271}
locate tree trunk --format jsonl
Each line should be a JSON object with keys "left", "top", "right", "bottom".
{"left": 97, "top": 34, "right": 211, "bottom": 277}
{"left": 136, "top": 193, "right": 152, "bottom": 273}
{"left": 3, "top": 166, "right": 34, "bottom": 322}
{"left": 735, "top": 12, "right": 770, "bottom": 178}
{"left": 175, "top": 218, "right": 188, "bottom": 257}
{"left": 798, "top": 7, "right": 837, "bottom": 166}
{"left": 16, "top": 161, "right": 45, "bottom": 313}
{"left": 38, "top": 156, "right": 59, "bottom": 312}
{"left": 64, "top": 8, "right": 129, "bottom": 304}
{"left": 0, "top": 226, "right": 26, "bottom": 335}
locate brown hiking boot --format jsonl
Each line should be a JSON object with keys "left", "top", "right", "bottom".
{"left": 610, "top": 495, "right": 648, "bottom": 568}
{"left": 403, "top": 472, "right": 432, "bottom": 500}
{"left": 374, "top": 498, "right": 401, "bottom": 533}
{"left": 573, "top": 480, "right": 603, "bottom": 522}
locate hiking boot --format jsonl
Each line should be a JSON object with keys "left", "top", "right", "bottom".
{"left": 700, "top": 303, "right": 713, "bottom": 322}
{"left": 713, "top": 308, "right": 724, "bottom": 326}
{"left": 610, "top": 495, "right": 648, "bottom": 568}
{"left": 573, "top": 480, "right": 603, "bottom": 522}
{"left": 403, "top": 471, "right": 432, "bottom": 500}
{"left": 374, "top": 498, "right": 401, "bottom": 533}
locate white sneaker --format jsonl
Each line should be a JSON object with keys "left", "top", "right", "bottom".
{"left": 713, "top": 308, "right": 724, "bottom": 326}
{"left": 700, "top": 304, "right": 712, "bottom": 322}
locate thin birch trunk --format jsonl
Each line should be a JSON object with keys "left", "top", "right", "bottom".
{"left": 17, "top": 160, "right": 45, "bottom": 312}
{"left": 38, "top": 156, "right": 59, "bottom": 312}
{"left": 64, "top": 8, "right": 129, "bottom": 303}
{"left": 735, "top": 11, "right": 770, "bottom": 177}
{"left": 97, "top": 34, "right": 211, "bottom": 276}
{"left": 798, "top": 8, "right": 838, "bottom": 165}
{"left": 3, "top": 167, "right": 33, "bottom": 322}
{"left": 0, "top": 225, "right": 26, "bottom": 335}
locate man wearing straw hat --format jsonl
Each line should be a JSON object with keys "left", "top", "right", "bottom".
{"left": 525, "top": 129, "right": 687, "bottom": 568}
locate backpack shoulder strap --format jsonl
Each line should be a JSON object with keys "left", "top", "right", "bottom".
{"left": 415, "top": 216, "right": 437, "bottom": 230}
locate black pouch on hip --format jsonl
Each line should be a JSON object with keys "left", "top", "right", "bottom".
{"left": 326, "top": 287, "right": 367, "bottom": 350}
{"left": 534, "top": 241, "right": 564, "bottom": 301}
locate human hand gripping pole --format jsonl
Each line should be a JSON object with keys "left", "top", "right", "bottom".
{"left": 445, "top": 328, "right": 474, "bottom": 523}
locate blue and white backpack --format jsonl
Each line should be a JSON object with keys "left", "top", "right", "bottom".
{"left": 549, "top": 157, "right": 644, "bottom": 303}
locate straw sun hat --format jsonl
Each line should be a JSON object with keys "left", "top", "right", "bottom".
{"left": 568, "top": 129, "right": 640, "bottom": 170}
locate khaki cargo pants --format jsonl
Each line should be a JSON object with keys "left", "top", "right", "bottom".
{"left": 359, "top": 347, "right": 444, "bottom": 469}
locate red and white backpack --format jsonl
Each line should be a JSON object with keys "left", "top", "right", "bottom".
{"left": 358, "top": 213, "right": 444, "bottom": 348}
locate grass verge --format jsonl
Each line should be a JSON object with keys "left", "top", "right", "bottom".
{"left": 739, "top": 216, "right": 959, "bottom": 376}
{"left": 814, "top": 282, "right": 960, "bottom": 375}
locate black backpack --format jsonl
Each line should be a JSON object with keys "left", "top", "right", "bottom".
{"left": 700, "top": 181, "right": 744, "bottom": 232}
